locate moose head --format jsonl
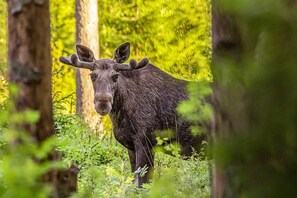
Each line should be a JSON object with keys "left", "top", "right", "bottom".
{"left": 59, "top": 42, "right": 149, "bottom": 116}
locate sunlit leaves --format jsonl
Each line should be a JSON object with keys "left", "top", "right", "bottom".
{"left": 0, "top": 0, "right": 7, "bottom": 77}
{"left": 50, "top": 0, "right": 76, "bottom": 114}
{"left": 178, "top": 81, "right": 212, "bottom": 135}
{"left": 146, "top": 152, "right": 210, "bottom": 198}
{"left": 98, "top": 0, "right": 212, "bottom": 81}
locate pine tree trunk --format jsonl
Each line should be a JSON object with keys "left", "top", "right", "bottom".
{"left": 7, "top": 0, "right": 57, "bottom": 190}
{"left": 7, "top": 1, "right": 78, "bottom": 197}
{"left": 75, "top": 0, "right": 103, "bottom": 133}
{"left": 7, "top": 0, "right": 54, "bottom": 141}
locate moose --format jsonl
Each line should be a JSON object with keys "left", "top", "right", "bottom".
{"left": 59, "top": 42, "right": 206, "bottom": 187}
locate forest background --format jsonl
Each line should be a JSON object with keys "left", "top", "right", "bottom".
{"left": 0, "top": 0, "right": 212, "bottom": 197}
{"left": 1, "top": 0, "right": 297, "bottom": 197}
{"left": 2, "top": 0, "right": 211, "bottom": 111}
{"left": 1, "top": 0, "right": 211, "bottom": 126}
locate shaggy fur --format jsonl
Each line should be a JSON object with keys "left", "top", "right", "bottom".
{"left": 59, "top": 42, "right": 205, "bottom": 187}
{"left": 110, "top": 63, "right": 205, "bottom": 186}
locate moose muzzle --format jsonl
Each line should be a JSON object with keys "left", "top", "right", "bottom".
{"left": 94, "top": 93, "right": 113, "bottom": 116}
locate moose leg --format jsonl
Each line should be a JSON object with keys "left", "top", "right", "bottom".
{"left": 134, "top": 143, "right": 154, "bottom": 188}
{"left": 128, "top": 149, "right": 136, "bottom": 172}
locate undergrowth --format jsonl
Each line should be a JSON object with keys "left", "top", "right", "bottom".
{"left": 0, "top": 92, "right": 211, "bottom": 197}
{"left": 54, "top": 111, "right": 211, "bottom": 197}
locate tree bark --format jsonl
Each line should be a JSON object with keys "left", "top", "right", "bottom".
{"left": 7, "top": 0, "right": 56, "bottom": 190}
{"left": 7, "top": 0, "right": 54, "bottom": 141}
{"left": 75, "top": 0, "right": 103, "bottom": 133}
{"left": 7, "top": 1, "right": 78, "bottom": 197}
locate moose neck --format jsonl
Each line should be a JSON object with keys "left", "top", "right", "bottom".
{"left": 108, "top": 65, "right": 189, "bottom": 128}
{"left": 109, "top": 75, "right": 130, "bottom": 122}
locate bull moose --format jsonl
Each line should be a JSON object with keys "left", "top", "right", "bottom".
{"left": 59, "top": 42, "right": 206, "bottom": 187}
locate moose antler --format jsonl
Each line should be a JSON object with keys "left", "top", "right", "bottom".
{"left": 59, "top": 54, "right": 94, "bottom": 70}
{"left": 114, "top": 58, "right": 149, "bottom": 72}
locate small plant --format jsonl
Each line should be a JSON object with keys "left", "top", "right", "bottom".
{"left": 0, "top": 94, "right": 62, "bottom": 198}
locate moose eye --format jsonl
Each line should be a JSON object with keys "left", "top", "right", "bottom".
{"left": 111, "top": 74, "right": 119, "bottom": 82}
{"left": 90, "top": 73, "right": 97, "bottom": 82}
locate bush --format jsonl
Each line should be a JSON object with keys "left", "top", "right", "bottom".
{"left": 54, "top": 110, "right": 211, "bottom": 197}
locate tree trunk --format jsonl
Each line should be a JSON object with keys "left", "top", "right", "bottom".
{"left": 7, "top": 0, "right": 54, "bottom": 142}
{"left": 7, "top": 0, "right": 56, "bottom": 189}
{"left": 7, "top": 1, "right": 78, "bottom": 197}
{"left": 75, "top": 0, "right": 103, "bottom": 133}
{"left": 211, "top": 7, "right": 243, "bottom": 198}
{"left": 211, "top": 0, "right": 297, "bottom": 197}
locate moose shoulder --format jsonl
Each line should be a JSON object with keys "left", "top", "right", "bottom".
{"left": 59, "top": 42, "right": 206, "bottom": 187}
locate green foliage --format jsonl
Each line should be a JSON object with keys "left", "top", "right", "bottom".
{"left": 99, "top": 0, "right": 211, "bottom": 81}
{"left": 212, "top": 0, "right": 297, "bottom": 196}
{"left": 0, "top": 0, "right": 212, "bottom": 111}
{"left": 0, "top": 135, "right": 60, "bottom": 198}
{"left": 53, "top": 100, "right": 133, "bottom": 197}
{"left": 0, "top": 0, "right": 7, "bottom": 104}
{"left": 50, "top": 0, "right": 76, "bottom": 113}
{"left": 51, "top": 97, "right": 211, "bottom": 197}
{"left": 0, "top": 96, "right": 62, "bottom": 198}
{"left": 0, "top": 0, "right": 7, "bottom": 77}
{"left": 54, "top": 113, "right": 121, "bottom": 167}
{"left": 178, "top": 81, "right": 212, "bottom": 135}
{"left": 146, "top": 153, "right": 210, "bottom": 198}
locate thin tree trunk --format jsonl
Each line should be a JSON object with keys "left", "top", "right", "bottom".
{"left": 75, "top": 0, "right": 103, "bottom": 133}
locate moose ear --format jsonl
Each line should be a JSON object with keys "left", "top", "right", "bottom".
{"left": 76, "top": 45, "right": 95, "bottom": 62}
{"left": 114, "top": 42, "right": 130, "bottom": 63}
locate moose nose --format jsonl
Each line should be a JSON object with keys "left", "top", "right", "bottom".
{"left": 95, "top": 93, "right": 112, "bottom": 103}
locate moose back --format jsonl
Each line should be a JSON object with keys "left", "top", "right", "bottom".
{"left": 59, "top": 42, "right": 205, "bottom": 187}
